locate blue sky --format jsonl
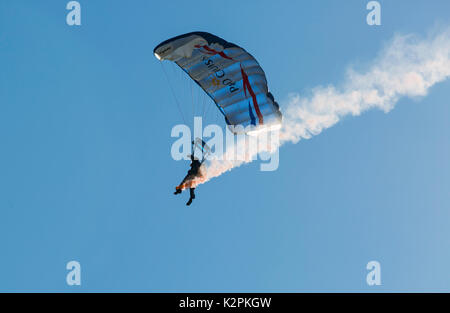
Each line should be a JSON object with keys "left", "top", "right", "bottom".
{"left": 1, "top": 0, "right": 449, "bottom": 292}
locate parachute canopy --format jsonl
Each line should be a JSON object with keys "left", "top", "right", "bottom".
{"left": 154, "top": 32, "right": 282, "bottom": 134}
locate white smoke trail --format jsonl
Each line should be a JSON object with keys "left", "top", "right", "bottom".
{"left": 280, "top": 27, "right": 450, "bottom": 143}
{"left": 201, "top": 133, "right": 277, "bottom": 184}
{"left": 202, "top": 27, "right": 450, "bottom": 183}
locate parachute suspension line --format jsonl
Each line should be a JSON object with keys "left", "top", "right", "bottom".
{"left": 201, "top": 91, "right": 206, "bottom": 119}
{"left": 198, "top": 85, "right": 203, "bottom": 123}
{"left": 160, "top": 61, "right": 187, "bottom": 125}
{"left": 190, "top": 79, "right": 195, "bottom": 119}
{"left": 195, "top": 84, "right": 199, "bottom": 119}
{"left": 217, "top": 105, "right": 222, "bottom": 127}
{"left": 203, "top": 94, "right": 214, "bottom": 126}
{"left": 203, "top": 94, "right": 210, "bottom": 120}
{"left": 201, "top": 85, "right": 207, "bottom": 119}
{"left": 198, "top": 85, "right": 203, "bottom": 120}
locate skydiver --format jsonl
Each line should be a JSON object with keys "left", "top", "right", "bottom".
{"left": 174, "top": 151, "right": 203, "bottom": 206}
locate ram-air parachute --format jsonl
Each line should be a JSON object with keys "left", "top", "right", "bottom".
{"left": 154, "top": 32, "right": 282, "bottom": 134}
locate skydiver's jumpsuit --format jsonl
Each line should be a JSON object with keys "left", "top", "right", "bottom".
{"left": 174, "top": 155, "right": 202, "bottom": 206}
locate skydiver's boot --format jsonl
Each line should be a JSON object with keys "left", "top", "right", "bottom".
{"left": 174, "top": 187, "right": 182, "bottom": 195}
{"left": 186, "top": 197, "right": 193, "bottom": 206}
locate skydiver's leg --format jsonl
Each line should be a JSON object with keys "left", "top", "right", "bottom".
{"left": 175, "top": 174, "right": 190, "bottom": 195}
{"left": 186, "top": 188, "right": 195, "bottom": 206}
